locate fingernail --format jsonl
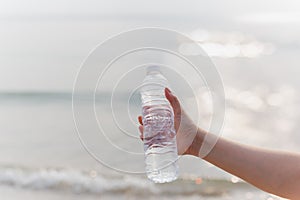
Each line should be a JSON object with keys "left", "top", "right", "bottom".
{"left": 165, "top": 87, "right": 171, "bottom": 93}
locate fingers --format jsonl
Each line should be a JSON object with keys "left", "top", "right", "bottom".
{"left": 138, "top": 116, "right": 143, "bottom": 125}
{"left": 138, "top": 116, "right": 144, "bottom": 141}
{"left": 138, "top": 125, "right": 143, "bottom": 133}
{"left": 138, "top": 88, "right": 182, "bottom": 141}
{"left": 139, "top": 125, "right": 144, "bottom": 141}
{"left": 165, "top": 88, "right": 181, "bottom": 117}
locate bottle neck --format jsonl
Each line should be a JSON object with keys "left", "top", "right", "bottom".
{"left": 146, "top": 70, "right": 161, "bottom": 75}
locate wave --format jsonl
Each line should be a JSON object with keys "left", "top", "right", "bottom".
{"left": 0, "top": 166, "right": 245, "bottom": 196}
{"left": 0, "top": 166, "right": 157, "bottom": 195}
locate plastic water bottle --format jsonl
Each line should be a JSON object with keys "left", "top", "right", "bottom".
{"left": 140, "top": 65, "right": 179, "bottom": 183}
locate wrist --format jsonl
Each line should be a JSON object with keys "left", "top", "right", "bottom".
{"left": 189, "top": 127, "right": 207, "bottom": 157}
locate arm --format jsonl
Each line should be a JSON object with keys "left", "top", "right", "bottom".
{"left": 191, "top": 129, "right": 300, "bottom": 199}
{"left": 138, "top": 88, "right": 300, "bottom": 199}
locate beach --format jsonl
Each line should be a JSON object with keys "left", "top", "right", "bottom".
{"left": 0, "top": 166, "right": 277, "bottom": 200}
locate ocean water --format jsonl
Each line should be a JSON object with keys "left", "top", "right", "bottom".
{"left": 0, "top": 86, "right": 298, "bottom": 200}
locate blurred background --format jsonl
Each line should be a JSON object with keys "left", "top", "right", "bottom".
{"left": 0, "top": 0, "right": 299, "bottom": 199}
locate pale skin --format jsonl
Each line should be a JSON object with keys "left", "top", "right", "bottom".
{"left": 138, "top": 88, "right": 300, "bottom": 200}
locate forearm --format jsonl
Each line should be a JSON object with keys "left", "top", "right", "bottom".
{"left": 190, "top": 129, "right": 300, "bottom": 199}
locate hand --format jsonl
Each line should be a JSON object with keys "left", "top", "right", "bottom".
{"left": 138, "top": 88, "right": 203, "bottom": 156}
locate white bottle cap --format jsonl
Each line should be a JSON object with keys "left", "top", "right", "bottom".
{"left": 146, "top": 65, "right": 161, "bottom": 73}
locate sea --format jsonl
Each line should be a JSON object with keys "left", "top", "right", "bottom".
{"left": 0, "top": 83, "right": 298, "bottom": 200}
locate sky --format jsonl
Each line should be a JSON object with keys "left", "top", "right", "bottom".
{"left": 0, "top": 0, "right": 300, "bottom": 92}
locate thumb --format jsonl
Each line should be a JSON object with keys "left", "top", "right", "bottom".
{"left": 165, "top": 88, "right": 181, "bottom": 117}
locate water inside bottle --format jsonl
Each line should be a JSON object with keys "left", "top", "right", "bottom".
{"left": 142, "top": 104, "right": 178, "bottom": 183}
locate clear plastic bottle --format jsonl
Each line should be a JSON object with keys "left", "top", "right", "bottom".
{"left": 140, "top": 65, "right": 178, "bottom": 183}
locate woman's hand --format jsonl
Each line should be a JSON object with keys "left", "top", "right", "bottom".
{"left": 138, "top": 88, "right": 203, "bottom": 156}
